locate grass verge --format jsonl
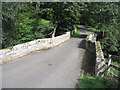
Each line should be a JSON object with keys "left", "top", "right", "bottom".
{"left": 72, "top": 26, "right": 80, "bottom": 37}
{"left": 78, "top": 74, "right": 118, "bottom": 88}
{"left": 83, "top": 25, "right": 100, "bottom": 32}
{"left": 1, "top": 46, "right": 13, "bottom": 50}
{"left": 105, "top": 58, "right": 120, "bottom": 78}
{"left": 78, "top": 52, "right": 119, "bottom": 88}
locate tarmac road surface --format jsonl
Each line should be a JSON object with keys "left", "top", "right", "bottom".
{"left": 2, "top": 28, "right": 93, "bottom": 88}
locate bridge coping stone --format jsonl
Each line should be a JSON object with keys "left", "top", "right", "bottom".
{"left": 0, "top": 32, "right": 70, "bottom": 64}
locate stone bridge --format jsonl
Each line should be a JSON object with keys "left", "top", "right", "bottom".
{"left": 0, "top": 26, "right": 97, "bottom": 88}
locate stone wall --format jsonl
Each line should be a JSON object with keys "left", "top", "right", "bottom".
{"left": 95, "top": 41, "right": 105, "bottom": 76}
{"left": 85, "top": 34, "right": 96, "bottom": 76}
{"left": 86, "top": 33, "right": 105, "bottom": 76}
{"left": 0, "top": 32, "right": 70, "bottom": 64}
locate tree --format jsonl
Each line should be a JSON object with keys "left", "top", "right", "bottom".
{"left": 79, "top": 2, "right": 120, "bottom": 56}
{"left": 2, "top": 2, "right": 54, "bottom": 48}
{"left": 40, "top": 2, "right": 82, "bottom": 36}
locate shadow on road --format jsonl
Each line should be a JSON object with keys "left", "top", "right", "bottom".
{"left": 78, "top": 40, "right": 86, "bottom": 49}
{"left": 76, "top": 32, "right": 95, "bottom": 75}
{"left": 76, "top": 28, "right": 95, "bottom": 76}
{"left": 76, "top": 35, "right": 87, "bottom": 38}
{"left": 75, "top": 26, "right": 95, "bottom": 88}
{"left": 81, "top": 51, "right": 95, "bottom": 76}
{"left": 80, "top": 45, "right": 96, "bottom": 77}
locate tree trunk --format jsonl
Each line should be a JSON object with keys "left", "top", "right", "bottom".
{"left": 34, "top": 3, "right": 39, "bottom": 38}
{"left": 52, "top": 23, "right": 57, "bottom": 38}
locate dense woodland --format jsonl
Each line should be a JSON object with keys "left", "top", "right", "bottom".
{"left": 2, "top": 2, "right": 120, "bottom": 57}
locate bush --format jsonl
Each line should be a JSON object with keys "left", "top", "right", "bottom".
{"left": 99, "top": 26, "right": 120, "bottom": 57}
{"left": 72, "top": 26, "right": 80, "bottom": 37}
{"left": 78, "top": 74, "right": 118, "bottom": 88}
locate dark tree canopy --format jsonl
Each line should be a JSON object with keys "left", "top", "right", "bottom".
{"left": 2, "top": 2, "right": 120, "bottom": 56}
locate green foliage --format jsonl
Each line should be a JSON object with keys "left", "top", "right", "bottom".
{"left": 1, "top": 46, "right": 13, "bottom": 50}
{"left": 99, "top": 26, "right": 120, "bottom": 56}
{"left": 105, "top": 57, "right": 120, "bottom": 80}
{"left": 2, "top": 2, "right": 120, "bottom": 57}
{"left": 41, "top": 2, "right": 82, "bottom": 36}
{"left": 78, "top": 74, "right": 118, "bottom": 88}
{"left": 84, "top": 25, "right": 100, "bottom": 32}
{"left": 72, "top": 26, "right": 80, "bottom": 37}
{"left": 80, "top": 2, "right": 120, "bottom": 57}
{"left": 105, "top": 58, "right": 120, "bottom": 66}
{"left": 17, "top": 12, "right": 35, "bottom": 43}
{"left": 110, "top": 67, "right": 119, "bottom": 75}
{"left": 17, "top": 16, "right": 54, "bottom": 43}
{"left": 2, "top": 2, "right": 54, "bottom": 48}
{"left": 39, "top": 19, "right": 50, "bottom": 25}
{"left": 80, "top": 3, "right": 120, "bottom": 28}
{"left": 2, "top": 2, "right": 82, "bottom": 48}
{"left": 36, "top": 19, "right": 54, "bottom": 39}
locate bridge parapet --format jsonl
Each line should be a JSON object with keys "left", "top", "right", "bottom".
{"left": 0, "top": 32, "right": 70, "bottom": 64}
{"left": 86, "top": 33, "right": 105, "bottom": 77}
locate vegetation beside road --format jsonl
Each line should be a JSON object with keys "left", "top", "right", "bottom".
{"left": 2, "top": 2, "right": 120, "bottom": 88}
{"left": 79, "top": 51, "right": 119, "bottom": 88}
{"left": 2, "top": 2, "right": 120, "bottom": 57}
{"left": 78, "top": 74, "right": 118, "bottom": 88}
{"left": 72, "top": 26, "right": 80, "bottom": 37}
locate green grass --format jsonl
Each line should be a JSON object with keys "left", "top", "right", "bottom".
{"left": 78, "top": 56, "right": 119, "bottom": 88}
{"left": 83, "top": 25, "right": 100, "bottom": 32}
{"left": 78, "top": 75, "right": 106, "bottom": 88}
{"left": 39, "top": 19, "right": 50, "bottom": 25}
{"left": 72, "top": 26, "right": 80, "bottom": 37}
{"left": 110, "top": 67, "right": 119, "bottom": 75}
{"left": 78, "top": 74, "right": 118, "bottom": 88}
{"left": 105, "top": 58, "right": 119, "bottom": 81}
{"left": 111, "top": 59, "right": 120, "bottom": 66}
{"left": 1, "top": 46, "right": 13, "bottom": 50}
{"left": 105, "top": 58, "right": 120, "bottom": 66}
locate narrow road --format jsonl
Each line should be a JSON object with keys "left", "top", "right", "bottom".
{"left": 2, "top": 27, "right": 93, "bottom": 88}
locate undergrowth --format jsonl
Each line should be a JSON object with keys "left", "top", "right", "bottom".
{"left": 78, "top": 74, "right": 118, "bottom": 88}
{"left": 83, "top": 25, "right": 100, "bottom": 32}
{"left": 72, "top": 26, "right": 80, "bottom": 37}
